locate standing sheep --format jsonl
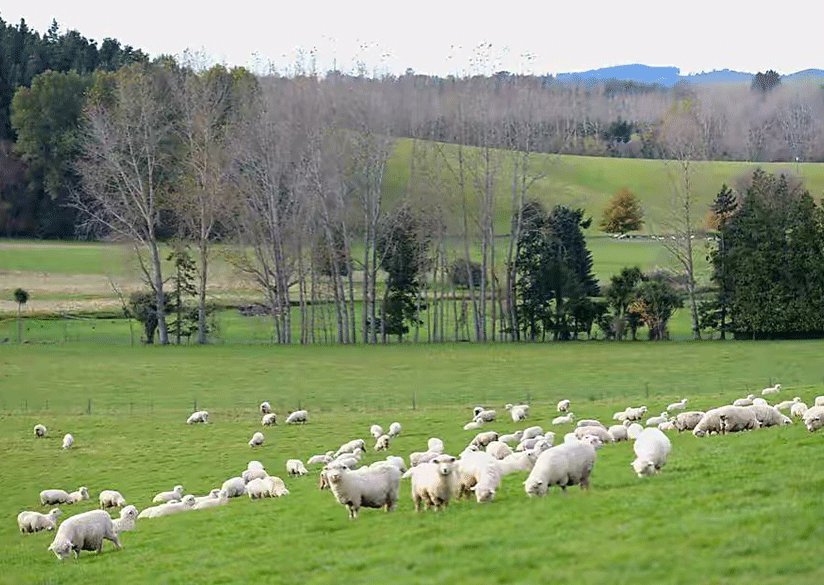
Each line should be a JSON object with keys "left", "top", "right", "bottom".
{"left": 62, "top": 434, "right": 74, "bottom": 450}
{"left": 557, "top": 399, "right": 571, "bottom": 412}
{"left": 790, "top": 401, "right": 809, "bottom": 418}
{"left": 471, "top": 463, "right": 501, "bottom": 503}
{"left": 47, "top": 510, "right": 121, "bottom": 560}
{"left": 248, "top": 432, "right": 265, "bottom": 448}
{"left": 405, "top": 455, "right": 459, "bottom": 512}
{"left": 111, "top": 506, "right": 138, "bottom": 533}
{"left": 260, "top": 401, "right": 271, "bottom": 415}
{"left": 286, "top": 459, "right": 308, "bottom": 476}
{"left": 388, "top": 422, "right": 402, "bottom": 438}
{"left": 285, "top": 410, "right": 308, "bottom": 424}
{"left": 631, "top": 428, "right": 672, "bottom": 477}
{"left": 505, "top": 404, "right": 529, "bottom": 422}
{"left": 34, "top": 424, "right": 47, "bottom": 438}
{"left": 374, "top": 434, "right": 390, "bottom": 452}
{"left": 98, "top": 490, "right": 126, "bottom": 509}
{"left": 719, "top": 406, "right": 760, "bottom": 434}
{"left": 672, "top": 411, "right": 706, "bottom": 432}
{"left": 607, "top": 425, "right": 629, "bottom": 442}
{"left": 524, "top": 442, "right": 597, "bottom": 496}
{"left": 18, "top": 509, "right": 61, "bottom": 533}
{"left": 261, "top": 413, "right": 277, "bottom": 426}
{"left": 485, "top": 440, "right": 514, "bottom": 460}
{"left": 369, "top": 425, "right": 384, "bottom": 440}
{"left": 324, "top": 463, "right": 401, "bottom": 519}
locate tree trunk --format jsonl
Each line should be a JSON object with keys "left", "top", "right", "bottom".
{"left": 197, "top": 240, "right": 208, "bottom": 344}
{"left": 149, "top": 241, "right": 169, "bottom": 345}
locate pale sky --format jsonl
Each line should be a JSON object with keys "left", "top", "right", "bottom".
{"left": 1, "top": 0, "right": 820, "bottom": 76}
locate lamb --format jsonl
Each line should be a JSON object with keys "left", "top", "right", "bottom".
{"left": 552, "top": 413, "right": 575, "bottom": 425}
{"left": 607, "top": 425, "right": 629, "bottom": 442}
{"left": 68, "top": 487, "right": 89, "bottom": 503}
{"left": 260, "top": 401, "right": 271, "bottom": 414}
{"left": 463, "top": 421, "right": 483, "bottom": 431}
{"left": 409, "top": 451, "right": 440, "bottom": 467}
{"left": 307, "top": 454, "right": 333, "bottom": 465}
{"left": 522, "top": 426, "right": 544, "bottom": 440}
{"left": 645, "top": 412, "right": 668, "bottom": 427}
{"left": 405, "top": 455, "right": 459, "bottom": 512}
{"left": 246, "top": 476, "right": 289, "bottom": 499}
{"left": 505, "top": 403, "right": 529, "bottom": 422}
{"left": 790, "top": 401, "right": 809, "bottom": 418}
{"left": 752, "top": 398, "right": 768, "bottom": 406}
{"left": 672, "top": 411, "right": 706, "bottom": 432}
{"left": 138, "top": 495, "right": 196, "bottom": 518}
{"left": 625, "top": 422, "right": 644, "bottom": 440}
{"left": 815, "top": 396, "right": 824, "bottom": 407}
{"left": 388, "top": 422, "right": 402, "bottom": 438}
{"left": 98, "top": 490, "right": 126, "bottom": 509}
{"left": 574, "top": 425, "right": 613, "bottom": 445}
{"left": 427, "top": 437, "right": 445, "bottom": 454}
{"left": 286, "top": 459, "right": 308, "bottom": 476}
{"left": 498, "top": 431, "right": 524, "bottom": 445}
{"left": 761, "top": 384, "right": 781, "bottom": 396}
{"left": 47, "top": 510, "right": 121, "bottom": 560}
{"left": 473, "top": 409, "right": 497, "bottom": 424}
{"left": 747, "top": 404, "right": 791, "bottom": 428}
{"left": 221, "top": 477, "right": 247, "bottom": 498}
{"left": 248, "top": 432, "right": 265, "bottom": 448}
{"left": 623, "top": 406, "right": 647, "bottom": 421}
{"left": 658, "top": 421, "right": 676, "bottom": 431}
{"left": 631, "top": 428, "right": 672, "bottom": 477}
{"left": 186, "top": 410, "right": 209, "bottom": 424}
{"left": 802, "top": 405, "right": 824, "bottom": 432}
{"left": 495, "top": 451, "right": 538, "bottom": 476}
{"left": 733, "top": 394, "right": 755, "bottom": 407}
{"left": 285, "top": 410, "right": 308, "bottom": 424}
{"left": 485, "top": 440, "right": 514, "bottom": 460}
{"left": 524, "top": 441, "right": 597, "bottom": 496}
{"left": 470, "top": 431, "right": 499, "bottom": 448}
{"left": 261, "top": 413, "right": 278, "bottom": 426}
{"left": 472, "top": 461, "right": 501, "bottom": 503}
{"left": 576, "top": 419, "right": 605, "bottom": 429}
{"left": 775, "top": 397, "right": 801, "bottom": 412}
{"left": 667, "top": 398, "right": 688, "bottom": 411}
{"left": 111, "top": 505, "right": 138, "bottom": 533}
{"left": 325, "top": 462, "right": 401, "bottom": 519}
{"left": 18, "top": 508, "right": 61, "bottom": 533}
{"left": 34, "top": 424, "right": 47, "bottom": 438}
{"left": 557, "top": 399, "right": 571, "bottom": 412}
{"left": 370, "top": 424, "right": 384, "bottom": 440}
{"left": 193, "top": 489, "right": 221, "bottom": 505}
{"left": 335, "top": 439, "right": 366, "bottom": 458}
{"left": 152, "top": 485, "right": 184, "bottom": 503}
{"left": 242, "top": 467, "right": 268, "bottom": 483}
{"left": 40, "top": 489, "right": 72, "bottom": 506}
{"left": 193, "top": 490, "right": 229, "bottom": 510}
{"left": 374, "top": 434, "right": 390, "bottom": 452}
{"left": 62, "top": 434, "right": 74, "bottom": 450}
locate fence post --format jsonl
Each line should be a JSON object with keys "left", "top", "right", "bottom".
{"left": 645, "top": 382, "right": 649, "bottom": 399}
{"left": 193, "top": 398, "right": 197, "bottom": 413}
{"left": 412, "top": 392, "right": 416, "bottom": 410}
{"left": 87, "top": 399, "right": 92, "bottom": 415}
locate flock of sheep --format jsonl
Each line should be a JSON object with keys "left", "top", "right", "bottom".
{"left": 18, "top": 385, "right": 824, "bottom": 561}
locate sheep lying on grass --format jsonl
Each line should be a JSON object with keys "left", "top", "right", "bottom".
{"left": 47, "top": 510, "right": 121, "bottom": 560}
{"left": 193, "top": 490, "right": 229, "bottom": 510}
{"left": 40, "top": 489, "right": 72, "bottom": 506}
{"left": 261, "top": 413, "right": 277, "bottom": 426}
{"left": 260, "top": 401, "right": 271, "bottom": 414}
{"left": 186, "top": 411, "right": 209, "bottom": 424}
{"left": 138, "top": 495, "right": 196, "bottom": 519}
{"left": 18, "top": 509, "right": 61, "bottom": 533}
{"left": 286, "top": 410, "right": 308, "bottom": 424}
{"left": 152, "top": 485, "right": 183, "bottom": 503}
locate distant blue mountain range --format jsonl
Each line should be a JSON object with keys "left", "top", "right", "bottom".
{"left": 552, "top": 64, "right": 824, "bottom": 86}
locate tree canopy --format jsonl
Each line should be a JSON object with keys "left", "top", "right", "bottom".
{"left": 599, "top": 187, "right": 645, "bottom": 235}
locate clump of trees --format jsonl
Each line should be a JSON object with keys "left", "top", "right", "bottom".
{"left": 600, "top": 188, "right": 645, "bottom": 235}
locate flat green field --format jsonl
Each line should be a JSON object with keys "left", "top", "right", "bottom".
{"left": 1, "top": 342, "right": 823, "bottom": 584}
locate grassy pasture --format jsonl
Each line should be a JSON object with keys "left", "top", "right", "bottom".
{"left": 1, "top": 342, "right": 824, "bottom": 584}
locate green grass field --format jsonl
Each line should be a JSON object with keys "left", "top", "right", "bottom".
{"left": 1, "top": 342, "right": 824, "bottom": 584}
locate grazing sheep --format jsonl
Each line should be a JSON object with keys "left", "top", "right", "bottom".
{"left": 802, "top": 405, "right": 824, "bottom": 432}
{"left": 307, "top": 454, "right": 333, "bottom": 465}
{"left": 505, "top": 403, "right": 529, "bottom": 422}
{"left": 574, "top": 426, "right": 613, "bottom": 445}
{"left": 732, "top": 394, "right": 755, "bottom": 407}
{"left": 557, "top": 399, "right": 571, "bottom": 413}
{"left": 645, "top": 412, "right": 668, "bottom": 427}
{"left": 552, "top": 413, "right": 575, "bottom": 425}
{"left": 625, "top": 422, "right": 644, "bottom": 440}
{"left": 473, "top": 409, "right": 497, "bottom": 424}
{"left": 40, "top": 489, "right": 72, "bottom": 506}
{"left": 498, "top": 431, "right": 524, "bottom": 445}
{"left": 260, "top": 401, "right": 271, "bottom": 415}
{"left": 576, "top": 419, "right": 605, "bottom": 429}
{"left": 775, "top": 397, "right": 801, "bottom": 412}
{"left": 522, "top": 426, "right": 544, "bottom": 440}
{"left": 369, "top": 425, "right": 384, "bottom": 440}
{"left": 246, "top": 476, "right": 289, "bottom": 499}
{"left": 672, "top": 411, "right": 706, "bottom": 432}
{"left": 495, "top": 451, "right": 538, "bottom": 476}
{"left": 405, "top": 455, "right": 460, "bottom": 512}
{"left": 333, "top": 455, "right": 360, "bottom": 469}
{"left": 485, "top": 440, "right": 514, "bottom": 460}
{"left": 34, "top": 424, "right": 47, "bottom": 438}
{"left": 524, "top": 441, "right": 597, "bottom": 496}
{"left": 193, "top": 490, "right": 228, "bottom": 510}
{"left": 470, "top": 431, "right": 499, "bottom": 448}
{"left": 98, "top": 490, "right": 126, "bottom": 509}
{"left": 285, "top": 410, "right": 308, "bottom": 424}
{"left": 613, "top": 410, "right": 629, "bottom": 422}
{"left": 623, "top": 406, "right": 647, "bottom": 421}
{"left": 152, "top": 485, "right": 183, "bottom": 503}
{"left": 374, "top": 434, "right": 390, "bottom": 452}
{"left": 248, "top": 432, "right": 265, "bottom": 448}
{"left": 286, "top": 459, "right": 308, "bottom": 476}
{"left": 761, "top": 384, "right": 781, "bottom": 396}
{"left": 242, "top": 467, "right": 267, "bottom": 483}
{"left": 62, "top": 434, "right": 74, "bottom": 450}
{"left": 747, "top": 404, "right": 791, "bottom": 428}
{"left": 138, "top": 495, "right": 196, "bottom": 519}
{"left": 427, "top": 437, "right": 445, "bottom": 454}
{"left": 667, "top": 398, "right": 688, "bottom": 411}
{"left": 471, "top": 462, "right": 501, "bottom": 503}
{"left": 631, "top": 428, "right": 672, "bottom": 477}
{"left": 186, "top": 410, "right": 209, "bottom": 424}
{"left": 18, "top": 508, "right": 61, "bottom": 533}
{"left": 47, "top": 510, "right": 121, "bottom": 560}
{"left": 221, "top": 477, "right": 247, "bottom": 498}
{"left": 384, "top": 455, "right": 407, "bottom": 473}
{"left": 815, "top": 396, "right": 824, "bottom": 407}
{"left": 388, "top": 422, "right": 402, "bottom": 438}
{"left": 261, "top": 413, "right": 278, "bottom": 426}
{"left": 463, "top": 421, "right": 483, "bottom": 431}
{"left": 111, "top": 506, "right": 138, "bottom": 533}
{"left": 334, "top": 439, "right": 366, "bottom": 459}
{"left": 607, "top": 425, "right": 629, "bottom": 442}
{"left": 325, "top": 462, "right": 401, "bottom": 519}
{"left": 516, "top": 437, "right": 547, "bottom": 452}
{"left": 68, "top": 487, "right": 89, "bottom": 504}
{"left": 790, "top": 401, "right": 809, "bottom": 418}
{"left": 719, "top": 405, "right": 760, "bottom": 434}
{"left": 247, "top": 460, "right": 264, "bottom": 471}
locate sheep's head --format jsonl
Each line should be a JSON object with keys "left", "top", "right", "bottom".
{"left": 48, "top": 540, "right": 72, "bottom": 560}
{"left": 174, "top": 485, "right": 184, "bottom": 494}
{"left": 48, "top": 508, "right": 62, "bottom": 520}
{"left": 433, "top": 455, "right": 456, "bottom": 476}
{"left": 581, "top": 435, "right": 604, "bottom": 450}
{"left": 78, "top": 487, "right": 89, "bottom": 499}
{"left": 473, "top": 485, "right": 496, "bottom": 503}
{"left": 524, "top": 478, "right": 544, "bottom": 497}
{"left": 325, "top": 465, "right": 345, "bottom": 484}
{"left": 182, "top": 495, "right": 196, "bottom": 507}
{"left": 121, "top": 506, "right": 138, "bottom": 519}
{"left": 631, "top": 459, "right": 656, "bottom": 477}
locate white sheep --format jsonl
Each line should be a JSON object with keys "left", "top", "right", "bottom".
{"left": 522, "top": 426, "right": 544, "bottom": 440}
{"left": 307, "top": 454, "right": 332, "bottom": 465}
{"left": 815, "top": 396, "right": 824, "bottom": 407}
{"left": 672, "top": 411, "right": 706, "bottom": 432}
{"left": 574, "top": 426, "right": 613, "bottom": 445}
{"left": 667, "top": 398, "right": 688, "bottom": 411}
{"left": 248, "top": 432, "right": 265, "bottom": 448}
{"left": 408, "top": 451, "right": 440, "bottom": 467}
{"left": 285, "top": 410, "right": 308, "bottom": 424}
{"left": 138, "top": 495, "right": 196, "bottom": 519}
{"left": 40, "top": 489, "right": 72, "bottom": 506}
{"left": 62, "top": 434, "right": 74, "bottom": 450}
{"left": 111, "top": 505, "right": 138, "bottom": 533}
{"left": 802, "top": 405, "right": 824, "bottom": 432}
{"left": 524, "top": 441, "right": 597, "bottom": 496}
{"left": 631, "top": 428, "right": 672, "bottom": 477}
{"left": 374, "top": 434, "right": 390, "bottom": 452}
{"left": 761, "top": 384, "right": 781, "bottom": 396}
{"left": 775, "top": 397, "right": 801, "bottom": 412}
{"left": 152, "top": 485, "right": 183, "bottom": 503}
{"left": 221, "top": 477, "right": 247, "bottom": 498}
{"left": 747, "top": 404, "right": 791, "bottom": 428}
{"left": 186, "top": 410, "right": 209, "bottom": 424}
{"left": 456, "top": 451, "right": 496, "bottom": 499}
{"left": 623, "top": 406, "right": 647, "bottom": 421}
{"left": 384, "top": 455, "right": 407, "bottom": 473}
{"left": 261, "top": 413, "right": 278, "bottom": 426}
{"left": 463, "top": 421, "right": 483, "bottom": 430}
{"left": 47, "top": 510, "right": 121, "bottom": 560}
{"left": 68, "top": 487, "right": 89, "bottom": 503}
{"left": 34, "top": 424, "right": 47, "bottom": 438}
{"left": 18, "top": 508, "right": 61, "bottom": 533}
{"left": 516, "top": 437, "right": 545, "bottom": 452}
{"left": 246, "top": 476, "right": 289, "bottom": 499}
{"left": 495, "top": 451, "right": 538, "bottom": 476}
{"left": 790, "top": 401, "right": 809, "bottom": 418}
{"left": 645, "top": 412, "right": 668, "bottom": 427}
{"left": 552, "top": 413, "right": 575, "bottom": 425}
{"left": 242, "top": 467, "right": 267, "bottom": 483}
{"left": 472, "top": 462, "right": 501, "bottom": 503}
{"left": 498, "top": 431, "right": 524, "bottom": 445}
{"left": 473, "top": 409, "right": 497, "bottom": 424}
{"left": 505, "top": 403, "right": 529, "bottom": 422}
{"left": 325, "top": 462, "right": 401, "bottom": 519}
{"left": 193, "top": 490, "right": 229, "bottom": 510}
{"left": 470, "top": 431, "right": 498, "bottom": 448}
{"left": 658, "top": 421, "right": 676, "bottom": 431}
{"left": 557, "top": 399, "right": 571, "bottom": 412}
{"left": 98, "top": 490, "right": 126, "bottom": 509}
{"left": 405, "top": 455, "right": 459, "bottom": 512}
{"left": 369, "top": 424, "right": 384, "bottom": 440}
{"left": 334, "top": 439, "right": 366, "bottom": 458}
{"left": 732, "top": 394, "right": 755, "bottom": 407}
{"left": 286, "top": 459, "right": 308, "bottom": 476}
{"left": 576, "top": 419, "right": 605, "bottom": 429}
{"left": 247, "top": 460, "right": 265, "bottom": 471}
{"left": 260, "top": 401, "right": 271, "bottom": 414}
{"left": 719, "top": 406, "right": 760, "bottom": 434}
{"left": 485, "top": 440, "right": 514, "bottom": 460}
{"left": 427, "top": 437, "right": 445, "bottom": 453}
{"left": 752, "top": 398, "right": 769, "bottom": 406}
{"left": 625, "top": 422, "right": 644, "bottom": 440}
{"left": 607, "top": 425, "right": 629, "bottom": 442}
{"left": 193, "top": 489, "right": 221, "bottom": 505}
{"left": 388, "top": 422, "right": 402, "bottom": 438}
